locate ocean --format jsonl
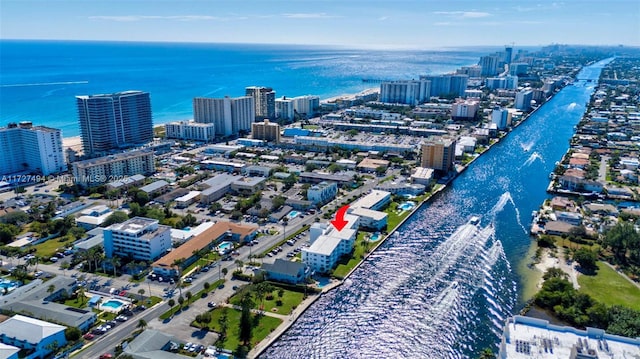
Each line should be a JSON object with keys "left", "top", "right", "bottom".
{"left": 0, "top": 40, "right": 496, "bottom": 137}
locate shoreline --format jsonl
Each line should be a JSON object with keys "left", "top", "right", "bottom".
{"left": 250, "top": 86, "right": 565, "bottom": 358}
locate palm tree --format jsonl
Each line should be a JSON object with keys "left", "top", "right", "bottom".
{"left": 76, "top": 286, "right": 86, "bottom": 305}
{"left": 178, "top": 296, "right": 185, "bottom": 310}
{"left": 47, "top": 284, "right": 55, "bottom": 294}
{"left": 137, "top": 319, "right": 148, "bottom": 330}
{"left": 109, "top": 256, "right": 121, "bottom": 278}
{"left": 185, "top": 291, "right": 192, "bottom": 306}
{"left": 235, "top": 259, "right": 244, "bottom": 271}
{"left": 137, "top": 289, "right": 145, "bottom": 301}
{"left": 168, "top": 298, "right": 176, "bottom": 314}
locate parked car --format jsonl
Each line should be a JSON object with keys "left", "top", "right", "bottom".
{"left": 207, "top": 302, "right": 216, "bottom": 308}
{"left": 83, "top": 333, "right": 95, "bottom": 340}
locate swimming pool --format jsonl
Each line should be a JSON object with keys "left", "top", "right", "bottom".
{"left": 369, "top": 233, "right": 382, "bottom": 242}
{"left": 218, "top": 241, "right": 233, "bottom": 255}
{"left": 286, "top": 210, "right": 300, "bottom": 220}
{"left": 0, "top": 279, "right": 19, "bottom": 294}
{"left": 398, "top": 201, "right": 416, "bottom": 211}
{"left": 100, "top": 299, "right": 126, "bottom": 312}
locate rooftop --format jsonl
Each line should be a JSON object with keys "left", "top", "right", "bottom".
{"left": 351, "top": 190, "right": 391, "bottom": 210}
{"left": 73, "top": 149, "right": 153, "bottom": 168}
{"left": 500, "top": 316, "right": 640, "bottom": 358}
{"left": 153, "top": 221, "right": 258, "bottom": 269}
{"left": 306, "top": 234, "right": 343, "bottom": 256}
{"left": 107, "top": 217, "right": 168, "bottom": 239}
{"left": 262, "top": 258, "right": 308, "bottom": 277}
{"left": 0, "top": 314, "right": 66, "bottom": 345}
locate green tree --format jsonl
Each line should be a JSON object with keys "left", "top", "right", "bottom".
{"left": 65, "top": 327, "right": 82, "bottom": 341}
{"left": 573, "top": 248, "right": 598, "bottom": 273}
{"left": 103, "top": 211, "right": 129, "bottom": 226}
{"left": 178, "top": 295, "right": 185, "bottom": 310}
{"left": 137, "top": 319, "right": 148, "bottom": 330}
{"left": 239, "top": 293, "right": 254, "bottom": 346}
{"left": 218, "top": 308, "right": 229, "bottom": 343}
{"left": 168, "top": 298, "right": 176, "bottom": 312}
{"left": 604, "top": 222, "right": 639, "bottom": 263}
{"left": 0, "top": 223, "right": 20, "bottom": 244}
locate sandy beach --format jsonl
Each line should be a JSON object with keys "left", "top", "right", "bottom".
{"left": 534, "top": 247, "right": 580, "bottom": 289}
{"left": 62, "top": 136, "right": 83, "bottom": 151}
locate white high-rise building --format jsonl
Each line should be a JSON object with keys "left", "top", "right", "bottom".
{"left": 275, "top": 97, "right": 296, "bottom": 122}
{"left": 193, "top": 96, "right": 255, "bottom": 136}
{"left": 380, "top": 80, "right": 430, "bottom": 105}
{"left": 103, "top": 217, "right": 172, "bottom": 261}
{"left": 292, "top": 95, "right": 320, "bottom": 118}
{"left": 0, "top": 122, "right": 66, "bottom": 176}
{"left": 165, "top": 120, "right": 216, "bottom": 142}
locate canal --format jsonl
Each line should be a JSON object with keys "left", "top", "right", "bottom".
{"left": 262, "top": 58, "right": 614, "bottom": 358}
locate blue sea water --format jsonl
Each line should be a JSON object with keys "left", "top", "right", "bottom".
{"left": 0, "top": 40, "right": 495, "bottom": 137}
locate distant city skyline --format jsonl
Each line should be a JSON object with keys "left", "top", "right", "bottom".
{"left": 1, "top": 0, "right": 638, "bottom": 49}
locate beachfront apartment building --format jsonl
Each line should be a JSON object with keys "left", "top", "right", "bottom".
{"left": 252, "top": 119, "right": 281, "bottom": 143}
{"left": 292, "top": 95, "right": 320, "bottom": 118}
{"left": 307, "top": 181, "right": 338, "bottom": 205}
{"left": 103, "top": 217, "right": 172, "bottom": 261}
{"left": 275, "top": 97, "right": 295, "bottom": 122}
{"left": 420, "top": 74, "right": 468, "bottom": 97}
{"left": 379, "top": 80, "right": 431, "bottom": 105}
{"left": 165, "top": 120, "right": 216, "bottom": 142}
{"left": 421, "top": 138, "right": 456, "bottom": 174}
{"left": 0, "top": 122, "right": 66, "bottom": 176}
{"left": 76, "top": 91, "right": 153, "bottom": 157}
{"left": 245, "top": 86, "right": 276, "bottom": 120}
{"left": 193, "top": 96, "right": 255, "bottom": 137}
{"left": 71, "top": 149, "right": 155, "bottom": 188}
{"left": 0, "top": 315, "right": 67, "bottom": 359}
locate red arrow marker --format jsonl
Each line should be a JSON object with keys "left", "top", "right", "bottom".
{"left": 331, "top": 204, "right": 350, "bottom": 231}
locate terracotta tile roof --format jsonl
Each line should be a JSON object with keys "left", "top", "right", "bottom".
{"left": 152, "top": 221, "right": 258, "bottom": 269}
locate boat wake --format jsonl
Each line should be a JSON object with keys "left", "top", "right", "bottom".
{"left": 521, "top": 151, "right": 545, "bottom": 168}
{"left": 490, "top": 192, "right": 528, "bottom": 234}
{"left": 0, "top": 81, "right": 89, "bottom": 88}
{"left": 567, "top": 102, "right": 579, "bottom": 110}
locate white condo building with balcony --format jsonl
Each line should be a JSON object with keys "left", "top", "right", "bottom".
{"left": 103, "top": 217, "right": 172, "bottom": 261}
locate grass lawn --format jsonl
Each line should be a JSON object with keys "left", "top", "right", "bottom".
{"left": 63, "top": 297, "right": 89, "bottom": 309}
{"left": 199, "top": 307, "right": 282, "bottom": 351}
{"left": 31, "top": 236, "right": 74, "bottom": 258}
{"left": 230, "top": 285, "right": 304, "bottom": 315}
{"left": 384, "top": 202, "right": 412, "bottom": 232}
{"left": 578, "top": 261, "right": 640, "bottom": 311}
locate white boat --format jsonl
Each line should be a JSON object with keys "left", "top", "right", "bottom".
{"left": 469, "top": 216, "right": 480, "bottom": 225}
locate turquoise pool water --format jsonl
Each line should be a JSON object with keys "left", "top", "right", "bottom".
{"left": 370, "top": 233, "right": 381, "bottom": 242}
{"left": 398, "top": 201, "right": 416, "bottom": 211}
{"left": 218, "top": 241, "right": 233, "bottom": 254}
{"left": 316, "top": 277, "right": 331, "bottom": 288}
{"left": 0, "top": 279, "right": 19, "bottom": 293}
{"left": 102, "top": 299, "right": 125, "bottom": 310}
{"left": 286, "top": 210, "right": 300, "bottom": 219}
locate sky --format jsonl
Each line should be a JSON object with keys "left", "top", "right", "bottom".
{"left": 1, "top": 0, "right": 639, "bottom": 49}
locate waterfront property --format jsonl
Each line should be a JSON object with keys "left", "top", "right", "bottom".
{"left": 261, "top": 258, "right": 311, "bottom": 284}
{"left": 99, "top": 298, "right": 130, "bottom": 313}
{"left": 0, "top": 121, "right": 66, "bottom": 177}
{"left": 0, "top": 315, "right": 67, "bottom": 359}
{"left": 76, "top": 90, "right": 153, "bottom": 157}
{"left": 350, "top": 190, "right": 391, "bottom": 211}
{"left": 499, "top": 316, "right": 640, "bottom": 358}
{"left": 302, "top": 214, "right": 359, "bottom": 273}
{"left": 103, "top": 217, "right": 173, "bottom": 261}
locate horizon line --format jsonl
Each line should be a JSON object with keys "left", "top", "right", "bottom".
{"left": 2, "top": 38, "right": 637, "bottom": 51}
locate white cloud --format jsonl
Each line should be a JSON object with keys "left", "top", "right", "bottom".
{"left": 88, "top": 15, "right": 231, "bottom": 22}
{"left": 433, "top": 11, "right": 491, "bottom": 19}
{"left": 281, "top": 13, "right": 341, "bottom": 19}
{"left": 378, "top": 16, "right": 389, "bottom": 21}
